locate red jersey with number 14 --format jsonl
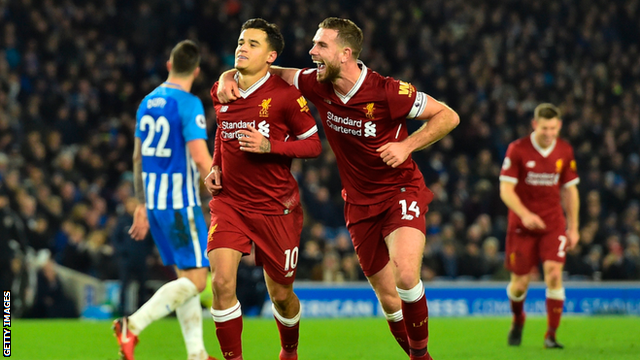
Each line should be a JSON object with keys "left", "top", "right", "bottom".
{"left": 294, "top": 62, "right": 431, "bottom": 205}
{"left": 499, "top": 133, "right": 579, "bottom": 231}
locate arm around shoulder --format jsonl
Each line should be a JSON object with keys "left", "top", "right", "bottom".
{"left": 270, "top": 66, "right": 300, "bottom": 86}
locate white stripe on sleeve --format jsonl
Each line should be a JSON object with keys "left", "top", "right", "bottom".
{"left": 407, "top": 92, "right": 428, "bottom": 119}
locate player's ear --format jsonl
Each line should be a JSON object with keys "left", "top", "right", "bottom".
{"left": 531, "top": 119, "right": 537, "bottom": 130}
{"left": 193, "top": 67, "right": 201, "bottom": 79}
{"left": 266, "top": 50, "right": 277, "bottom": 65}
{"left": 342, "top": 47, "right": 352, "bottom": 63}
{"left": 166, "top": 60, "right": 172, "bottom": 73}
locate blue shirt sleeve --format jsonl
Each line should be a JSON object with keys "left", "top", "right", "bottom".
{"left": 180, "top": 95, "right": 207, "bottom": 142}
{"left": 134, "top": 100, "right": 146, "bottom": 139}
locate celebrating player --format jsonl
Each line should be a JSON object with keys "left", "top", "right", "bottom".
{"left": 218, "top": 18, "right": 459, "bottom": 360}
{"left": 113, "top": 40, "right": 217, "bottom": 360}
{"left": 204, "top": 19, "right": 322, "bottom": 360}
{"left": 499, "top": 103, "right": 580, "bottom": 349}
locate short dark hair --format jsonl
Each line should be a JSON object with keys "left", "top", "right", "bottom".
{"left": 319, "top": 17, "right": 363, "bottom": 59}
{"left": 241, "top": 18, "right": 284, "bottom": 56}
{"left": 170, "top": 40, "right": 200, "bottom": 76}
{"left": 534, "top": 103, "right": 561, "bottom": 120}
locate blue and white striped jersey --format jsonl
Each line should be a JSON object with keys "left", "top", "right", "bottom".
{"left": 135, "top": 83, "right": 207, "bottom": 210}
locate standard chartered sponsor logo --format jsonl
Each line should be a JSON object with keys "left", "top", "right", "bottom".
{"left": 364, "top": 121, "right": 376, "bottom": 137}
{"left": 220, "top": 120, "right": 256, "bottom": 139}
{"left": 525, "top": 172, "right": 559, "bottom": 186}
{"left": 326, "top": 111, "right": 377, "bottom": 137}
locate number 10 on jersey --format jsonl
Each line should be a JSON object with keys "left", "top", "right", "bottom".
{"left": 284, "top": 247, "right": 299, "bottom": 271}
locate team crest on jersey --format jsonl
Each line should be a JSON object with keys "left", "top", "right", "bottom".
{"left": 555, "top": 159, "right": 563, "bottom": 173}
{"left": 259, "top": 98, "right": 272, "bottom": 117}
{"left": 364, "top": 103, "right": 376, "bottom": 119}
{"left": 297, "top": 96, "right": 310, "bottom": 112}
{"left": 398, "top": 81, "right": 414, "bottom": 97}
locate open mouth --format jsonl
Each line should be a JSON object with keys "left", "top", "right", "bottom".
{"left": 314, "top": 60, "right": 326, "bottom": 73}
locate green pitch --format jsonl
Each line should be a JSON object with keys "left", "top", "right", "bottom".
{"left": 10, "top": 316, "right": 639, "bottom": 359}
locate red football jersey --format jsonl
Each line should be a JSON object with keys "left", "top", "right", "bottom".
{"left": 211, "top": 73, "right": 318, "bottom": 214}
{"left": 499, "top": 133, "right": 580, "bottom": 230}
{"left": 294, "top": 62, "right": 430, "bottom": 205}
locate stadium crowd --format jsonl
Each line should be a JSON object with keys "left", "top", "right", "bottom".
{"left": 2, "top": 0, "right": 640, "bottom": 315}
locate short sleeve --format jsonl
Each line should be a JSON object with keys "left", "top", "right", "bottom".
{"left": 499, "top": 143, "right": 521, "bottom": 184}
{"left": 293, "top": 68, "right": 317, "bottom": 99}
{"left": 385, "top": 78, "right": 424, "bottom": 120}
{"left": 181, "top": 96, "right": 208, "bottom": 142}
{"left": 134, "top": 101, "right": 145, "bottom": 139}
{"left": 285, "top": 90, "right": 318, "bottom": 139}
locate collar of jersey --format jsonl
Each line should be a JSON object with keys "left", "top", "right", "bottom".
{"left": 530, "top": 132, "right": 556, "bottom": 158}
{"left": 161, "top": 82, "right": 186, "bottom": 92}
{"left": 334, "top": 60, "right": 368, "bottom": 104}
{"left": 234, "top": 72, "right": 271, "bottom": 99}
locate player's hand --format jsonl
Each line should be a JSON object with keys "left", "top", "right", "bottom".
{"left": 204, "top": 166, "right": 222, "bottom": 196}
{"left": 376, "top": 142, "right": 411, "bottom": 168}
{"left": 566, "top": 227, "right": 580, "bottom": 250}
{"left": 521, "top": 212, "right": 546, "bottom": 230}
{"left": 217, "top": 70, "right": 239, "bottom": 103}
{"left": 129, "top": 204, "right": 149, "bottom": 241}
{"left": 237, "top": 125, "right": 271, "bottom": 153}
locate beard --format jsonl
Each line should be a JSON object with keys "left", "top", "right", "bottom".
{"left": 317, "top": 61, "right": 341, "bottom": 83}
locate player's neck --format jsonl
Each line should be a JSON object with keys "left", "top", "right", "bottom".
{"left": 332, "top": 60, "right": 361, "bottom": 96}
{"left": 165, "top": 76, "right": 192, "bottom": 92}
{"left": 237, "top": 68, "right": 269, "bottom": 90}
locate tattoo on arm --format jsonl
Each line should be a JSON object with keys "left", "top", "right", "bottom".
{"left": 259, "top": 137, "right": 271, "bottom": 153}
{"left": 133, "top": 158, "right": 146, "bottom": 204}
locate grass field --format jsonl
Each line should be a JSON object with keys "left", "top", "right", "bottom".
{"left": 9, "top": 316, "right": 640, "bottom": 359}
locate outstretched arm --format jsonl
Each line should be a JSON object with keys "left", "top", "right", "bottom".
{"left": 377, "top": 96, "right": 460, "bottom": 168}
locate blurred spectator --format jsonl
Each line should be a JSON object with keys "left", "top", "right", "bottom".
{"left": 236, "top": 251, "right": 268, "bottom": 317}
{"left": 111, "top": 197, "right": 154, "bottom": 316}
{"left": 27, "top": 259, "right": 77, "bottom": 319}
{"left": 3, "top": 0, "right": 640, "bottom": 285}
{"left": 481, "top": 237, "right": 507, "bottom": 280}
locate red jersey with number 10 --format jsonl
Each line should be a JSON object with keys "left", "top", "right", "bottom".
{"left": 211, "top": 73, "right": 319, "bottom": 214}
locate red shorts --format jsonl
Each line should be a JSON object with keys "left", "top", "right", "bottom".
{"left": 505, "top": 226, "right": 568, "bottom": 275}
{"left": 207, "top": 198, "right": 303, "bottom": 285}
{"left": 345, "top": 189, "right": 433, "bottom": 277}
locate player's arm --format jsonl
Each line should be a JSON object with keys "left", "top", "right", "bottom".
{"left": 377, "top": 96, "right": 460, "bottom": 168}
{"left": 561, "top": 184, "right": 580, "bottom": 249}
{"left": 129, "top": 137, "right": 149, "bottom": 241}
{"left": 187, "top": 139, "right": 213, "bottom": 179}
{"left": 203, "top": 126, "right": 222, "bottom": 196}
{"left": 216, "top": 66, "right": 301, "bottom": 103}
{"left": 499, "top": 181, "right": 546, "bottom": 230}
{"left": 236, "top": 125, "right": 321, "bottom": 158}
